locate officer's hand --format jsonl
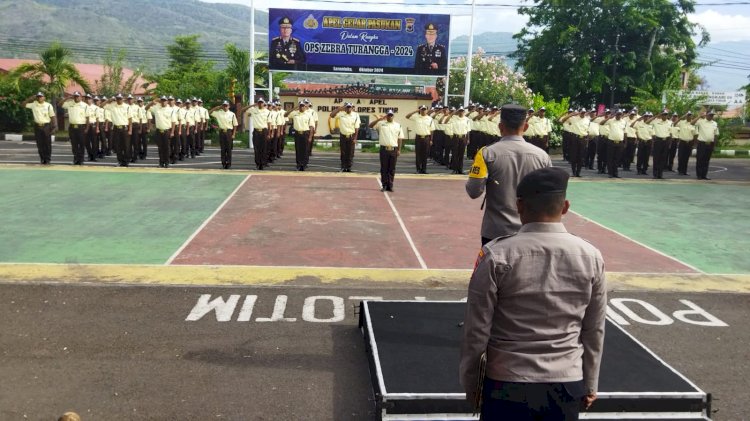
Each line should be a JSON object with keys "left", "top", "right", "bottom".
{"left": 430, "top": 63, "right": 438, "bottom": 69}
{"left": 582, "top": 393, "right": 597, "bottom": 410}
{"left": 288, "top": 60, "right": 296, "bottom": 64}
{"left": 128, "top": 130, "right": 132, "bottom": 135}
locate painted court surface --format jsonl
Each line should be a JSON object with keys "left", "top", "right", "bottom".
{"left": 0, "top": 167, "right": 748, "bottom": 276}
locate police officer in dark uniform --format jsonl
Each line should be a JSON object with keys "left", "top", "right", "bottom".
{"left": 415, "top": 23, "right": 447, "bottom": 74}
{"left": 270, "top": 16, "right": 306, "bottom": 70}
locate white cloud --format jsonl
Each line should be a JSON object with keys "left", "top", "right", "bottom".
{"left": 689, "top": 10, "right": 750, "bottom": 43}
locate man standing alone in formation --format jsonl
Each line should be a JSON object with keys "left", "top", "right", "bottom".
{"left": 405, "top": 105, "right": 435, "bottom": 174}
{"left": 209, "top": 101, "right": 239, "bottom": 169}
{"left": 330, "top": 102, "right": 361, "bottom": 172}
{"left": 22, "top": 91, "right": 56, "bottom": 165}
{"left": 370, "top": 109, "right": 404, "bottom": 192}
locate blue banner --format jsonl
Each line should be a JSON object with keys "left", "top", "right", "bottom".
{"left": 268, "top": 8, "right": 451, "bottom": 76}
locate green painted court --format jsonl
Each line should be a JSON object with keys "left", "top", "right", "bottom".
{"left": 0, "top": 167, "right": 747, "bottom": 275}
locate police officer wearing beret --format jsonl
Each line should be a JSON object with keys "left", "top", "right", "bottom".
{"left": 460, "top": 166, "right": 606, "bottom": 419}
{"left": 466, "top": 104, "right": 551, "bottom": 246}
{"left": 415, "top": 23, "right": 447, "bottom": 74}
{"left": 270, "top": 17, "right": 306, "bottom": 70}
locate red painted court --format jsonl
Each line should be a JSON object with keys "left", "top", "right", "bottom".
{"left": 171, "top": 174, "right": 698, "bottom": 274}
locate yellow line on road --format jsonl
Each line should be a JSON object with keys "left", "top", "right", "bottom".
{"left": 0, "top": 264, "right": 749, "bottom": 293}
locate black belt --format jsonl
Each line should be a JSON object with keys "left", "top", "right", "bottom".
{"left": 381, "top": 146, "right": 397, "bottom": 151}
{"left": 157, "top": 129, "right": 169, "bottom": 133}
{"left": 114, "top": 125, "right": 127, "bottom": 129}
{"left": 70, "top": 124, "right": 81, "bottom": 129}
{"left": 297, "top": 130, "right": 309, "bottom": 134}
{"left": 254, "top": 128, "right": 267, "bottom": 132}
{"left": 36, "top": 123, "right": 49, "bottom": 127}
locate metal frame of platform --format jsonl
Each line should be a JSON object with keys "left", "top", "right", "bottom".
{"left": 359, "top": 300, "right": 712, "bottom": 421}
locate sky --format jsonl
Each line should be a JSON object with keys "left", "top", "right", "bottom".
{"left": 203, "top": 0, "right": 750, "bottom": 90}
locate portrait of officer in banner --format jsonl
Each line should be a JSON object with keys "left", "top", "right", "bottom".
{"left": 270, "top": 16, "right": 306, "bottom": 70}
{"left": 414, "top": 23, "right": 447, "bottom": 74}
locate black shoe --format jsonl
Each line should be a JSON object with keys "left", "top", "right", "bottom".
{"left": 340, "top": 168, "right": 347, "bottom": 172}
{"left": 386, "top": 186, "right": 393, "bottom": 192}
{"left": 380, "top": 187, "right": 386, "bottom": 192}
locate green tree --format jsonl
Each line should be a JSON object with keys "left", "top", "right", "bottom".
{"left": 224, "top": 44, "right": 288, "bottom": 103}
{"left": 94, "top": 49, "right": 150, "bottom": 97}
{"left": 0, "top": 72, "right": 43, "bottom": 132}
{"left": 514, "top": 0, "right": 708, "bottom": 107}
{"left": 8, "top": 42, "right": 91, "bottom": 102}
{"left": 153, "top": 35, "right": 224, "bottom": 103}
{"left": 447, "top": 50, "right": 533, "bottom": 107}
{"left": 167, "top": 35, "right": 204, "bottom": 72}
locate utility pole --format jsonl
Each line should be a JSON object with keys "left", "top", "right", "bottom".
{"left": 610, "top": 33, "right": 620, "bottom": 109}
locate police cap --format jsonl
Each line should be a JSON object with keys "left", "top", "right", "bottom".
{"left": 280, "top": 17, "right": 292, "bottom": 27}
{"left": 425, "top": 23, "right": 438, "bottom": 32}
{"left": 386, "top": 109, "right": 395, "bottom": 115}
{"left": 159, "top": 95, "right": 168, "bottom": 101}
{"left": 35, "top": 91, "right": 45, "bottom": 97}
{"left": 418, "top": 105, "right": 427, "bottom": 110}
{"left": 500, "top": 104, "right": 527, "bottom": 127}
{"left": 516, "top": 167, "right": 569, "bottom": 199}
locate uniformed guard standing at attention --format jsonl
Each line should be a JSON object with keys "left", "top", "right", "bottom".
{"left": 623, "top": 110, "right": 638, "bottom": 172}
{"left": 441, "top": 107, "right": 456, "bottom": 168}
{"left": 430, "top": 106, "right": 445, "bottom": 164}
{"left": 632, "top": 112, "right": 654, "bottom": 176}
{"left": 94, "top": 96, "right": 106, "bottom": 159}
{"left": 83, "top": 93, "right": 99, "bottom": 162}
{"left": 101, "top": 96, "right": 113, "bottom": 156}
{"left": 210, "top": 101, "right": 239, "bottom": 169}
{"left": 675, "top": 112, "right": 696, "bottom": 176}
{"left": 60, "top": 91, "right": 88, "bottom": 165}
{"left": 405, "top": 105, "right": 434, "bottom": 174}
{"left": 596, "top": 109, "right": 611, "bottom": 174}
{"left": 22, "top": 92, "right": 56, "bottom": 165}
{"left": 140, "top": 98, "right": 152, "bottom": 160}
{"left": 175, "top": 99, "right": 188, "bottom": 161}
{"left": 125, "top": 94, "right": 141, "bottom": 163}
{"left": 166, "top": 96, "right": 178, "bottom": 165}
{"left": 145, "top": 96, "right": 175, "bottom": 168}
{"left": 242, "top": 98, "right": 272, "bottom": 170}
{"left": 601, "top": 109, "right": 628, "bottom": 178}
{"left": 331, "top": 102, "right": 362, "bottom": 172}
{"left": 445, "top": 106, "right": 471, "bottom": 174}
{"left": 692, "top": 110, "right": 719, "bottom": 180}
{"left": 370, "top": 109, "right": 404, "bottom": 192}
{"left": 667, "top": 112, "right": 680, "bottom": 172}
{"left": 466, "top": 104, "right": 478, "bottom": 159}
{"left": 106, "top": 93, "right": 132, "bottom": 167}
{"left": 560, "top": 109, "right": 589, "bottom": 177}
{"left": 415, "top": 23, "right": 447, "bottom": 74}
{"left": 650, "top": 110, "right": 673, "bottom": 179}
{"left": 466, "top": 104, "right": 552, "bottom": 245}
{"left": 270, "top": 16, "right": 306, "bottom": 70}
{"left": 285, "top": 101, "right": 315, "bottom": 171}
{"left": 184, "top": 99, "right": 197, "bottom": 159}
{"left": 460, "top": 166, "right": 606, "bottom": 419}
{"left": 559, "top": 108, "right": 574, "bottom": 161}
{"left": 585, "top": 109, "right": 601, "bottom": 170}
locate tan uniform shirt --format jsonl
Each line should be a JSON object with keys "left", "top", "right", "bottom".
{"left": 335, "top": 111, "right": 362, "bottom": 136}
{"left": 185, "top": 107, "right": 197, "bottom": 126}
{"left": 695, "top": 118, "right": 718, "bottom": 143}
{"left": 151, "top": 104, "right": 175, "bottom": 131}
{"left": 95, "top": 106, "right": 106, "bottom": 124}
{"left": 465, "top": 136, "right": 552, "bottom": 238}
{"left": 85, "top": 104, "right": 98, "bottom": 124}
{"left": 375, "top": 120, "right": 404, "bottom": 147}
{"left": 109, "top": 103, "right": 130, "bottom": 127}
{"left": 599, "top": 117, "right": 610, "bottom": 138}
{"left": 634, "top": 121, "right": 653, "bottom": 141}
{"left": 676, "top": 120, "right": 696, "bottom": 141}
{"left": 248, "top": 107, "right": 271, "bottom": 130}
{"left": 127, "top": 103, "right": 140, "bottom": 124}
{"left": 490, "top": 114, "right": 502, "bottom": 137}
{"left": 604, "top": 118, "right": 627, "bottom": 142}
{"left": 139, "top": 105, "right": 149, "bottom": 124}
{"left": 451, "top": 115, "right": 471, "bottom": 136}
{"left": 62, "top": 100, "right": 87, "bottom": 125}
{"left": 651, "top": 118, "right": 672, "bottom": 139}
{"left": 211, "top": 109, "right": 238, "bottom": 131}
{"left": 176, "top": 107, "right": 187, "bottom": 126}
{"left": 26, "top": 101, "right": 55, "bottom": 124}
{"left": 460, "top": 222, "right": 606, "bottom": 396}
{"left": 526, "top": 115, "right": 541, "bottom": 137}
{"left": 409, "top": 113, "right": 434, "bottom": 137}
{"left": 288, "top": 110, "right": 314, "bottom": 132}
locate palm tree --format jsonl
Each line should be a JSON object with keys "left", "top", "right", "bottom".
{"left": 10, "top": 42, "right": 91, "bottom": 101}
{"left": 224, "top": 44, "right": 287, "bottom": 102}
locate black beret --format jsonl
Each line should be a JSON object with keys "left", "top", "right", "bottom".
{"left": 500, "top": 104, "right": 527, "bottom": 126}
{"left": 517, "top": 167, "right": 569, "bottom": 198}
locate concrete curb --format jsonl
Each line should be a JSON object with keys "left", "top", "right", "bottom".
{"left": 716, "top": 149, "right": 749, "bottom": 156}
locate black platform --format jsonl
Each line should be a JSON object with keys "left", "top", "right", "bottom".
{"left": 359, "top": 301, "right": 711, "bottom": 421}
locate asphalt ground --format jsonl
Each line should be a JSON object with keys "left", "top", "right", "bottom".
{"left": 1, "top": 140, "right": 749, "bottom": 181}
{"left": 0, "top": 283, "right": 747, "bottom": 420}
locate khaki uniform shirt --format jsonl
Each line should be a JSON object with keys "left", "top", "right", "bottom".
{"left": 442, "top": 115, "right": 454, "bottom": 137}
{"left": 604, "top": 118, "right": 627, "bottom": 142}
{"left": 248, "top": 107, "right": 271, "bottom": 130}
{"left": 288, "top": 110, "right": 314, "bottom": 132}
{"left": 376, "top": 120, "right": 404, "bottom": 147}
{"left": 335, "top": 111, "right": 362, "bottom": 136}
{"left": 139, "top": 105, "right": 149, "bottom": 124}
{"left": 109, "top": 103, "right": 130, "bottom": 126}
{"left": 451, "top": 115, "right": 471, "bottom": 136}
{"left": 126, "top": 103, "right": 140, "bottom": 124}
{"left": 84, "top": 104, "right": 97, "bottom": 124}
{"left": 409, "top": 113, "right": 434, "bottom": 137}
{"left": 625, "top": 117, "right": 637, "bottom": 138}
{"left": 634, "top": 121, "right": 653, "bottom": 141}
{"left": 185, "top": 108, "right": 197, "bottom": 126}
{"left": 151, "top": 104, "right": 175, "bottom": 131}
{"left": 62, "top": 100, "right": 87, "bottom": 125}
{"left": 695, "top": 118, "right": 718, "bottom": 143}
{"left": 676, "top": 120, "right": 696, "bottom": 141}
{"left": 465, "top": 136, "right": 552, "bottom": 239}
{"left": 95, "top": 106, "right": 106, "bottom": 123}
{"left": 176, "top": 107, "right": 187, "bottom": 126}
{"left": 490, "top": 114, "right": 502, "bottom": 137}
{"left": 599, "top": 117, "right": 610, "bottom": 138}
{"left": 275, "top": 110, "right": 286, "bottom": 127}
{"left": 525, "top": 116, "right": 538, "bottom": 137}
{"left": 26, "top": 101, "right": 55, "bottom": 124}
{"left": 211, "top": 109, "right": 238, "bottom": 131}
{"left": 651, "top": 118, "right": 672, "bottom": 139}
{"left": 460, "top": 222, "right": 606, "bottom": 396}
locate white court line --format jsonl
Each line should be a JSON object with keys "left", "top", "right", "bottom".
{"left": 570, "top": 210, "right": 704, "bottom": 273}
{"left": 164, "top": 174, "right": 252, "bottom": 265}
{"left": 376, "top": 177, "right": 428, "bottom": 270}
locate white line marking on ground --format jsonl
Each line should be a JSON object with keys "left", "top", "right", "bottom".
{"left": 376, "top": 177, "right": 428, "bottom": 270}
{"left": 709, "top": 166, "right": 728, "bottom": 173}
{"left": 164, "top": 174, "right": 252, "bottom": 265}
{"left": 570, "top": 210, "right": 704, "bottom": 273}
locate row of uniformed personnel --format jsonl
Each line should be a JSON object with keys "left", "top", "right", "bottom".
{"left": 559, "top": 108, "right": 719, "bottom": 180}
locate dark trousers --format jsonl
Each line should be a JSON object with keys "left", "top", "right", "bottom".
{"left": 130, "top": 123, "right": 141, "bottom": 162}
{"left": 140, "top": 127, "right": 148, "bottom": 158}
{"left": 652, "top": 137, "right": 668, "bottom": 178}
{"left": 667, "top": 138, "right": 678, "bottom": 171}
{"left": 277, "top": 128, "right": 286, "bottom": 157}
{"left": 85, "top": 124, "right": 97, "bottom": 160}
{"left": 451, "top": 135, "right": 467, "bottom": 173}
{"left": 169, "top": 134, "right": 178, "bottom": 164}
{"left": 415, "top": 135, "right": 430, "bottom": 173}
{"left": 636, "top": 139, "right": 651, "bottom": 174}
{"left": 96, "top": 124, "right": 106, "bottom": 157}
{"left": 379, "top": 146, "right": 398, "bottom": 189}
{"left": 584, "top": 136, "right": 596, "bottom": 169}
{"left": 104, "top": 129, "right": 112, "bottom": 155}
{"left": 33, "top": 123, "right": 52, "bottom": 163}
{"left": 155, "top": 130, "right": 170, "bottom": 166}
{"left": 596, "top": 136, "right": 608, "bottom": 173}
{"left": 696, "top": 142, "right": 714, "bottom": 179}
{"left": 443, "top": 134, "right": 454, "bottom": 167}
{"left": 562, "top": 131, "right": 571, "bottom": 161}
{"left": 178, "top": 126, "right": 187, "bottom": 160}
{"left": 569, "top": 135, "right": 586, "bottom": 176}
{"left": 623, "top": 137, "right": 637, "bottom": 170}
{"left": 112, "top": 126, "right": 130, "bottom": 166}
{"left": 340, "top": 134, "right": 355, "bottom": 170}
{"left": 187, "top": 126, "right": 196, "bottom": 158}
{"left": 219, "top": 130, "right": 233, "bottom": 168}
{"left": 253, "top": 128, "right": 268, "bottom": 168}
{"left": 295, "top": 131, "right": 310, "bottom": 169}
{"left": 607, "top": 140, "right": 624, "bottom": 177}
{"left": 69, "top": 125, "right": 85, "bottom": 165}
{"left": 197, "top": 128, "right": 204, "bottom": 153}
{"left": 467, "top": 131, "right": 478, "bottom": 159}
{"left": 432, "top": 130, "right": 444, "bottom": 163}
{"left": 481, "top": 379, "right": 583, "bottom": 421}
{"left": 677, "top": 140, "right": 692, "bottom": 175}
